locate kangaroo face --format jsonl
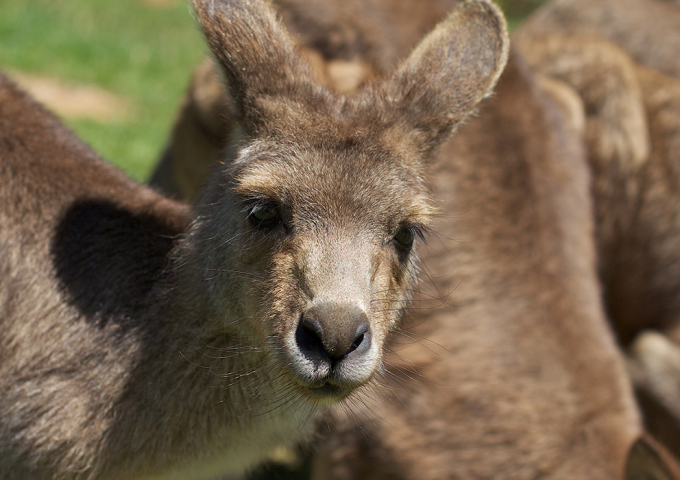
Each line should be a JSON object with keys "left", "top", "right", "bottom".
{"left": 185, "top": 0, "right": 509, "bottom": 403}
{"left": 219, "top": 128, "right": 433, "bottom": 400}
{"left": 187, "top": 104, "right": 435, "bottom": 400}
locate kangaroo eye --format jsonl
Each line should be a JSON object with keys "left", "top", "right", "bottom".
{"left": 248, "top": 204, "right": 280, "bottom": 229}
{"left": 394, "top": 227, "right": 415, "bottom": 248}
{"left": 393, "top": 225, "right": 425, "bottom": 253}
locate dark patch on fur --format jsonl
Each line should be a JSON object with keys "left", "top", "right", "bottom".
{"left": 50, "top": 199, "right": 181, "bottom": 328}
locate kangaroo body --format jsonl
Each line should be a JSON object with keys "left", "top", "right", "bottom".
{"left": 313, "top": 52, "right": 642, "bottom": 480}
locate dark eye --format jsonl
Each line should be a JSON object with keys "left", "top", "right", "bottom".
{"left": 394, "top": 227, "right": 415, "bottom": 248}
{"left": 393, "top": 225, "right": 425, "bottom": 253}
{"left": 248, "top": 204, "right": 280, "bottom": 229}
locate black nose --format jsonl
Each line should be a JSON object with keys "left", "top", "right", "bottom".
{"left": 295, "top": 302, "right": 371, "bottom": 364}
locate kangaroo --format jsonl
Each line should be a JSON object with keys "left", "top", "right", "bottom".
{"left": 513, "top": 32, "right": 680, "bottom": 345}
{"left": 0, "top": 0, "right": 509, "bottom": 478}
{"left": 147, "top": 1, "right": 680, "bottom": 478}
{"left": 515, "top": 1, "right": 680, "bottom": 458}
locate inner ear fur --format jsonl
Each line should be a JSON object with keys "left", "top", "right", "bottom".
{"left": 192, "top": 0, "right": 328, "bottom": 131}
{"left": 379, "top": 0, "right": 509, "bottom": 153}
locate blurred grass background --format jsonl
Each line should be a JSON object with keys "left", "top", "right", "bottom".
{"left": 0, "top": 0, "right": 545, "bottom": 181}
{"left": 0, "top": 0, "right": 205, "bottom": 180}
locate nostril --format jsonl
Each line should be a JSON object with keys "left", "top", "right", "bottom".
{"left": 296, "top": 317, "right": 326, "bottom": 358}
{"left": 346, "top": 323, "right": 369, "bottom": 356}
{"left": 348, "top": 334, "right": 363, "bottom": 354}
{"left": 302, "top": 317, "right": 324, "bottom": 340}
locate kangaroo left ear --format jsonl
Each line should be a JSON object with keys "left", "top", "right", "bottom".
{"left": 192, "top": 0, "right": 326, "bottom": 133}
{"left": 625, "top": 435, "right": 680, "bottom": 480}
{"left": 379, "top": 0, "right": 509, "bottom": 154}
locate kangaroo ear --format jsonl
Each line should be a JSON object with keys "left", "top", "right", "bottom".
{"left": 192, "top": 0, "right": 323, "bottom": 133}
{"left": 382, "top": 0, "right": 509, "bottom": 153}
{"left": 625, "top": 436, "right": 680, "bottom": 480}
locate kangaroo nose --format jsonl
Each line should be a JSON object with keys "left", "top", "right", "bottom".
{"left": 296, "top": 302, "right": 371, "bottom": 363}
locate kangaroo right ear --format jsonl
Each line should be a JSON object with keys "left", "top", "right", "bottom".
{"left": 192, "top": 0, "right": 325, "bottom": 134}
{"left": 381, "top": 0, "right": 509, "bottom": 154}
{"left": 625, "top": 436, "right": 680, "bottom": 480}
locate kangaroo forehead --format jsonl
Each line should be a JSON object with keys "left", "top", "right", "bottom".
{"left": 232, "top": 143, "right": 432, "bottom": 218}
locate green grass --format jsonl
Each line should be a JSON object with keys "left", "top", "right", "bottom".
{"left": 0, "top": 0, "right": 205, "bottom": 180}
{"left": 496, "top": 0, "right": 546, "bottom": 24}
{"left": 0, "top": 0, "right": 544, "bottom": 181}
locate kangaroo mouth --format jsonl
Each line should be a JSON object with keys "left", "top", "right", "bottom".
{"left": 292, "top": 374, "right": 354, "bottom": 403}
{"left": 307, "top": 381, "right": 345, "bottom": 400}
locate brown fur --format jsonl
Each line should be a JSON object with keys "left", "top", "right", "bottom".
{"left": 0, "top": 0, "right": 509, "bottom": 478}
{"left": 512, "top": 35, "right": 653, "bottom": 343}
{"left": 149, "top": 59, "right": 229, "bottom": 200}
{"left": 150, "top": 0, "right": 464, "bottom": 199}
{"left": 516, "top": 0, "right": 680, "bottom": 80}
{"left": 515, "top": 21, "right": 680, "bottom": 459}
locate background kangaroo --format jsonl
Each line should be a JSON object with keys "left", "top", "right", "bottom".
{"left": 148, "top": 0, "right": 680, "bottom": 478}
{"left": 0, "top": 0, "right": 509, "bottom": 478}
{"left": 515, "top": 0, "right": 680, "bottom": 459}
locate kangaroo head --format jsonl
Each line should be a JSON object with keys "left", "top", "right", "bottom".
{"left": 183, "top": 0, "right": 508, "bottom": 403}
